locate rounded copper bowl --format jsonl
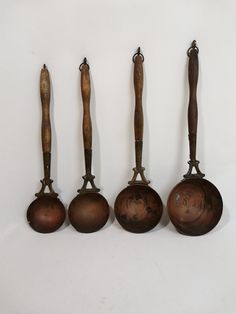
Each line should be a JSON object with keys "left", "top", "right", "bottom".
{"left": 27, "top": 196, "right": 66, "bottom": 233}
{"left": 114, "top": 185, "right": 163, "bottom": 233}
{"left": 68, "top": 192, "right": 109, "bottom": 233}
{"left": 167, "top": 178, "right": 223, "bottom": 236}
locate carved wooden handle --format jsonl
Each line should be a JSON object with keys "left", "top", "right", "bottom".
{"left": 187, "top": 41, "right": 199, "bottom": 162}
{"left": 79, "top": 59, "right": 99, "bottom": 192}
{"left": 133, "top": 51, "right": 144, "bottom": 141}
{"left": 133, "top": 48, "right": 145, "bottom": 173}
{"left": 81, "top": 59, "right": 92, "bottom": 151}
{"left": 40, "top": 64, "right": 51, "bottom": 154}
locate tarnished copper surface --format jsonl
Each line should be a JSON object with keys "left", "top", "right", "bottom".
{"left": 68, "top": 192, "right": 109, "bottom": 233}
{"left": 27, "top": 196, "right": 66, "bottom": 233}
{"left": 167, "top": 178, "right": 223, "bottom": 236}
{"left": 115, "top": 185, "right": 163, "bottom": 233}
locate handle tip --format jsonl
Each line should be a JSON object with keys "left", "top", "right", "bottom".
{"left": 187, "top": 40, "right": 199, "bottom": 56}
{"left": 43, "top": 64, "right": 47, "bottom": 69}
{"left": 191, "top": 40, "right": 197, "bottom": 48}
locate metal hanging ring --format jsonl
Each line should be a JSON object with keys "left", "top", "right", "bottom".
{"left": 187, "top": 40, "right": 199, "bottom": 57}
{"left": 79, "top": 57, "right": 90, "bottom": 71}
{"left": 132, "top": 47, "right": 144, "bottom": 63}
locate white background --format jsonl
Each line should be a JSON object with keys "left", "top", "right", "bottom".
{"left": 0, "top": 1, "right": 235, "bottom": 313}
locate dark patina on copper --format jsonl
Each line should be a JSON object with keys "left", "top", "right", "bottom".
{"left": 114, "top": 48, "right": 163, "bottom": 233}
{"left": 167, "top": 41, "right": 223, "bottom": 236}
{"left": 27, "top": 65, "right": 66, "bottom": 233}
{"left": 68, "top": 58, "right": 109, "bottom": 233}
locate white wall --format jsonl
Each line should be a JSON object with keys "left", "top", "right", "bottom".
{"left": 0, "top": 1, "right": 236, "bottom": 313}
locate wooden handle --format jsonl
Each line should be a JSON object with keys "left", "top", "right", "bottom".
{"left": 133, "top": 48, "right": 145, "bottom": 174}
{"left": 40, "top": 64, "right": 51, "bottom": 154}
{"left": 133, "top": 51, "right": 144, "bottom": 141}
{"left": 79, "top": 59, "right": 99, "bottom": 192}
{"left": 187, "top": 41, "right": 199, "bottom": 162}
{"left": 129, "top": 49, "right": 149, "bottom": 185}
{"left": 183, "top": 41, "right": 205, "bottom": 179}
{"left": 81, "top": 59, "right": 92, "bottom": 150}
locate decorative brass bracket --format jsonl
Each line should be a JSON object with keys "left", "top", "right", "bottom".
{"left": 35, "top": 178, "right": 58, "bottom": 197}
{"left": 78, "top": 173, "right": 100, "bottom": 193}
{"left": 184, "top": 160, "right": 205, "bottom": 179}
{"left": 129, "top": 166, "right": 150, "bottom": 185}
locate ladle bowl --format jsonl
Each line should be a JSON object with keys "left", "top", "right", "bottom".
{"left": 168, "top": 178, "right": 223, "bottom": 235}
{"left": 115, "top": 185, "right": 162, "bottom": 233}
{"left": 69, "top": 192, "right": 109, "bottom": 233}
{"left": 27, "top": 196, "right": 65, "bottom": 233}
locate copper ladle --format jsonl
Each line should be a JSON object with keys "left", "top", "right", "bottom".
{"left": 167, "top": 41, "right": 223, "bottom": 236}
{"left": 114, "top": 48, "right": 163, "bottom": 233}
{"left": 27, "top": 65, "right": 66, "bottom": 233}
{"left": 68, "top": 58, "right": 110, "bottom": 233}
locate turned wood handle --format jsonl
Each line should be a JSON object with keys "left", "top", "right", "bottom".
{"left": 133, "top": 52, "right": 144, "bottom": 141}
{"left": 187, "top": 41, "right": 199, "bottom": 162}
{"left": 81, "top": 59, "right": 92, "bottom": 150}
{"left": 40, "top": 64, "right": 51, "bottom": 154}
